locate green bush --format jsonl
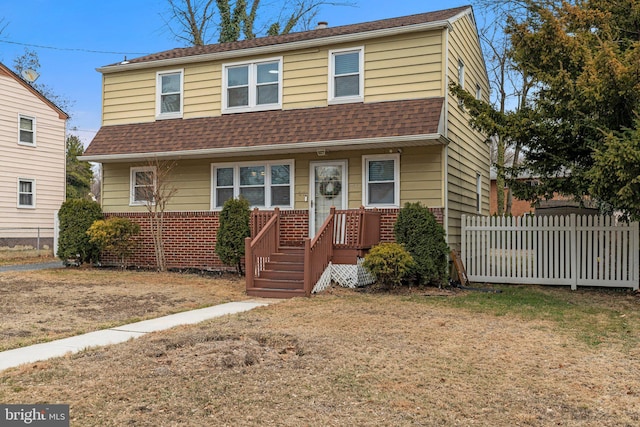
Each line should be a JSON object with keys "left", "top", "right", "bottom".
{"left": 363, "top": 243, "right": 415, "bottom": 289}
{"left": 215, "top": 197, "right": 251, "bottom": 274}
{"left": 394, "top": 202, "right": 449, "bottom": 286}
{"left": 87, "top": 217, "right": 140, "bottom": 269}
{"left": 58, "top": 199, "right": 104, "bottom": 264}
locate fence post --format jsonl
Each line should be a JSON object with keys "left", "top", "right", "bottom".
{"left": 633, "top": 220, "right": 640, "bottom": 291}
{"left": 461, "top": 215, "right": 466, "bottom": 270}
{"left": 53, "top": 210, "right": 59, "bottom": 257}
{"left": 570, "top": 213, "right": 577, "bottom": 290}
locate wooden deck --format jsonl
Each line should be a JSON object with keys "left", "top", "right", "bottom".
{"left": 245, "top": 207, "right": 381, "bottom": 298}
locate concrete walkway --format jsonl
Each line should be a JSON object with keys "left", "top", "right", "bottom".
{"left": 0, "top": 300, "right": 270, "bottom": 372}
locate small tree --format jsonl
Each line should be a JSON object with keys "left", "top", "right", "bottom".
{"left": 215, "top": 197, "right": 250, "bottom": 274}
{"left": 136, "top": 159, "right": 178, "bottom": 272}
{"left": 394, "top": 202, "right": 449, "bottom": 287}
{"left": 363, "top": 243, "right": 415, "bottom": 289}
{"left": 58, "top": 199, "right": 103, "bottom": 264}
{"left": 87, "top": 217, "right": 141, "bottom": 269}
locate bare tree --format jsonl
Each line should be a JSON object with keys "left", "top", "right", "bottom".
{"left": 137, "top": 159, "right": 178, "bottom": 272}
{"left": 470, "top": 0, "right": 540, "bottom": 215}
{"left": 164, "top": 0, "right": 355, "bottom": 45}
{"left": 165, "top": 0, "right": 217, "bottom": 46}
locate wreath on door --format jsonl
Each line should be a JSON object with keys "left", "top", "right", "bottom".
{"left": 319, "top": 170, "right": 342, "bottom": 199}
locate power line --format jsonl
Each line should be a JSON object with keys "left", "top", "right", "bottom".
{"left": 0, "top": 38, "right": 150, "bottom": 56}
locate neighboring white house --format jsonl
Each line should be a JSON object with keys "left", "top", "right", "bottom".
{"left": 0, "top": 62, "right": 68, "bottom": 249}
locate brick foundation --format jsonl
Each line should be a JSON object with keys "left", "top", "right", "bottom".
{"left": 103, "top": 207, "right": 444, "bottom": 270}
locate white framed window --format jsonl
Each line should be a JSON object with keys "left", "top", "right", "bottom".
{"left": 476, "top": 172, "right": 482, "bottom": 213}
{"left": 17, "top": 178, "right": 35, "bottom": 208}
{"left": 222, "top": 58, "right": 282, "bottom": 113}
{"left": 363, "top": 154, "right": 400, "bottom": 207}
{"left": 156, "top": 70, "right": 183, "bottom": 119}
{"left": 211, "top": 160, "right": 293, "bottom": 209}
{"left": 458, "top": 58, "right": 465, "bottom": 88}
{"left": 476, "top": 83, "right": 482, "bottom": 100}
{"left": 329, "top": 47, "right": 364, "bottom": 104}
{"left": 18, "top": 115, "right": 36, "bottom": 146}
{"left": 130, "top": 166, "right": 156, "bottom": 206}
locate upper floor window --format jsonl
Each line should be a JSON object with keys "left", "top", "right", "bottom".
{"left": 18, "top": 178, "right": 35, "bottom": 208}
{"left": 475, "top": 83, "right": 482, "bottom": 100}
{"left": 222, "top": 58, "right": 282, "bottom": 113}
{"left": 363, "top": 154, "right": 399, "bottom": 207}
{"left": 329, "top": 47, "right": 364, "bottom": 104}
{"left": 130, "top": 166, "right": 156, "bottom": 205}
{"left": 156, "top": 70, "right": 183, "bottom": 119}
{"left": 19, "top": 115, "right": 36, "bottom": 146}
{"left": 458, "top": 58, "right": 465, "bottom": 89}
{"left": 212, "top": 160, "right": 293, "bottom": 209}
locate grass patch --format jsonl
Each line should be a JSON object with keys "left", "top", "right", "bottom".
{"left": 409, "top": 284, "right": 640, "bottom": 348}
{"left": 0, "top": 249, "right": 55, "bottom": 266}
{"left": 0, "top": 267, "right": 248, "bottom": 351}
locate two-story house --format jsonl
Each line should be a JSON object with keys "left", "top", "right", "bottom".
{"left": 82, "top": 5, "right": 490, "bottom": 296}
{"left": 0, "top": 62, "right": 68, "bottom": 251}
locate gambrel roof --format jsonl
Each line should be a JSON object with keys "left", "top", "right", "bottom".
{"left": 82, "top": 98, "right": 445, "bottom": 161}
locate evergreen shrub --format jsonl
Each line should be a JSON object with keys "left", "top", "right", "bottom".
{"left": 58, "top": 199, "right": 103, "bottom": 264}
{"left": 215, "top": 197, "right": 251, "bottom": 274}
{"left": 394, "top": 202, "right": 449, "bottom": 286}
{"left": 363, "top": 243, "right": 415, "bottom": 289}
{"left": 87, "top": 217, "right": 140, "bottom": 268}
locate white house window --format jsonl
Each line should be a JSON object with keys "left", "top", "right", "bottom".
{"left": 18, "top": 115, "right": 35, "bottom": 146}
{"left": 212, "top": 161, "right": 293, "bottom": 209}
{"left": 329, "top": 47, "right": 364, "bottom": 103}
{"left": 156, "top": 70, "right": 183, "bottom": 119}
{"left": 130, "top": 166, "right": 156, "bottom": 205}
{"left": 458, "top": 58, "right": 465, "bottom": 88}
{"left": 223, "top": 58, "right": 282, "bottom": 113}
{"left": 476, "top": 172, "right": 482, "bottom": 213}
{"left": 18, "top": 178, "right": 35, "bottom": 208}
{"left": 363, "top": 154, "right": 399, "bottom": 207}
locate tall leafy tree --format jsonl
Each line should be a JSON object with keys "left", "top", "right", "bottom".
{"left": 66, "top": 134, "right": 94, "bottom": 200}
{"left": 504, "top": 0, "right": 640, "bottom": 214}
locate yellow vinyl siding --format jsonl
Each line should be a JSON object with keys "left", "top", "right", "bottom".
{"left": 101, "top": 145, "right": 443, "bottom": 213}
{"left": 184, "top": 63, "right": 221, "bottom": 118}
{"left": 102, "top": 160, "right": 212, "bottom": 212}
{"left": 283, "top": 49, "right": 327, "bottom": 109}
{"left": 445, "top": 12, "right": 491, "bottom": 248}
{"left": 102, "top": 70, "right": 156, "bottom": 125}
{"left": 365, "top": 32, "right": 443, "bottom": 102}
{"left": 102, "top": 29, "right": 447, "bottom": 126}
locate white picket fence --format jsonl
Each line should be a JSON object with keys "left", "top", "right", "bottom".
{"left": 461, "top": 214, "right": 639, "bottom": 290}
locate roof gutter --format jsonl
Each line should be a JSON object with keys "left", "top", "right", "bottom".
{"left": 97, "top": 20, "right": 455, "bottom": 74}
{"left": 79, "top": 134, "right": 446, "bottom": 163}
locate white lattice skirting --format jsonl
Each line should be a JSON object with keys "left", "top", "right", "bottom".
{"left": 312, "top": 258, "right": 376, "bottom": 293}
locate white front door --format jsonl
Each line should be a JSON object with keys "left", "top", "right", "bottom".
{"left": 310, "top": 161, "right": 347, "bottom": 237}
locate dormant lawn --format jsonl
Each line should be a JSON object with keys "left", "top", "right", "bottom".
{"left": 1, "top": 265, "right": 639, "bottom": 426}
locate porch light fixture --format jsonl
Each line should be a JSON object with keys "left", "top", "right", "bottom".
{"left": 317, "top": 149, "right": 326, "bottom": 156}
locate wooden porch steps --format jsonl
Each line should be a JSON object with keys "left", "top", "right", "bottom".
{"left": 247, "top": 247, "right": 306, "bottom": 299}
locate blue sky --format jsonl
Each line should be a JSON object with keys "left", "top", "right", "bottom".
{"left": 0, "top": 0, "right": 469, "bottom": 145}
